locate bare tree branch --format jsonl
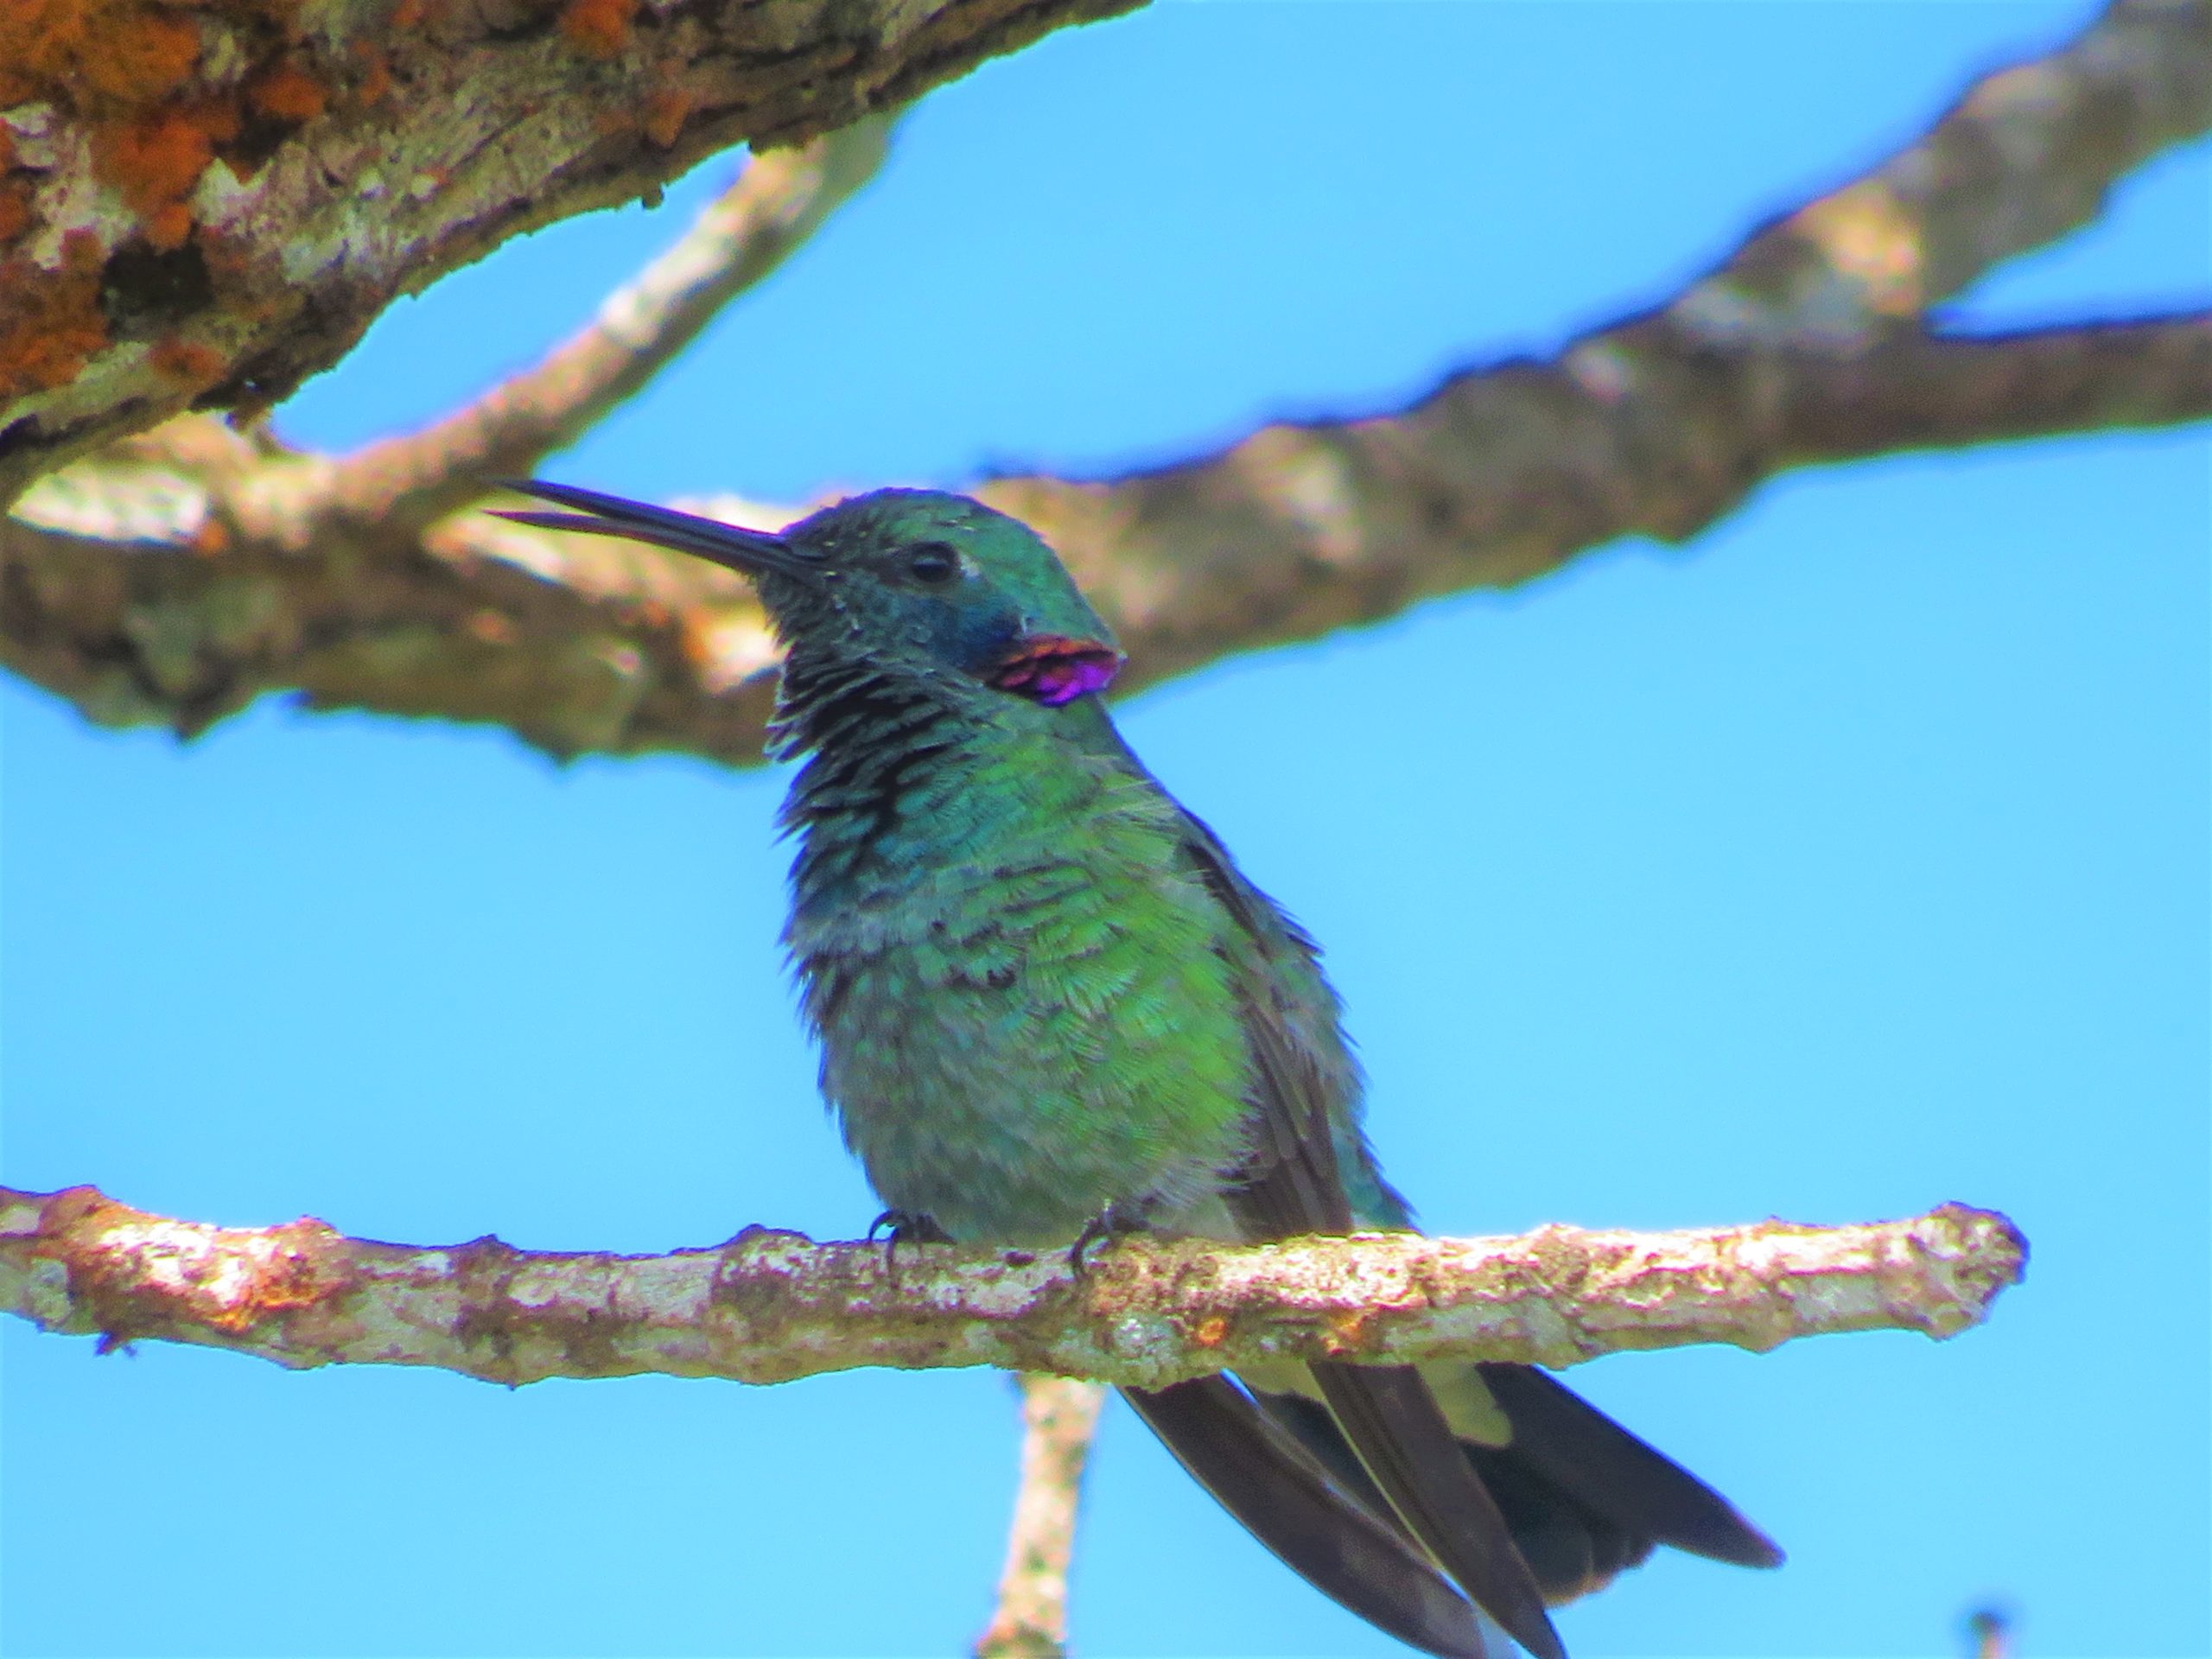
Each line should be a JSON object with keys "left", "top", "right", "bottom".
{"left": 975, "top": 1376, "right": 1108, "bottom": 1659}
{"left": 0, "top": 0, "right": 1135, "bottom": 501}
{"left": 8, "top": 311, "right": 2204, "bottom": 754}
{"left": 994, "top": 312, "right": 2212, "bottom": 692}
{"left": 3, "top": 418, "right": 792, "bottom": 747}
{"left": 307, "top": 117, "right": 893, "bottom": 535}
{"left": 3, "top": 1183, "right": 2027, "bottom": 1390}
{"left": 5, "top": 0, "right": 2206, "bottom": 761}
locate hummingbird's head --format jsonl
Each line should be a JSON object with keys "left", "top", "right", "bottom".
{"left": 497, "top": 481, "right": 1122, "bottom": 707}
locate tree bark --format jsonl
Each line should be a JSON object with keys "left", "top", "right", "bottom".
{"left": 3, "top": 1183, "right": 2027, "bottom": 1392}
{"left": 0, "top": 0, "right": 1139, "bottom": 499}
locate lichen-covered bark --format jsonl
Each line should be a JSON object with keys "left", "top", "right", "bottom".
{"left": 3, "top": 0, "right": 2207, "bottom": 762}
{"left": 4, "top": 425, "right": 790, "bottom": 747}
{"left": 0, "top": 0, "right": 1139, "bottom": 500}
{"left": 2, "top": 1183, "right": 2027, "bottom": 1390}
{"left": 320, "top": 116, "right": 892, "bottom": 533}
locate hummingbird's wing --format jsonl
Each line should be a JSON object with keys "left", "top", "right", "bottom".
{"left": 1120, "top": 1376, "right": 1499, "bottom": 1659}
{"left": 1060, "top": 704, "right": 1776, "bottom": 1642}
{"left": 1171, "top": 817, "right": 1569, "bottom": 1659}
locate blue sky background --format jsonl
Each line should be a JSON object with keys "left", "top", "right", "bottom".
{"left": 4, "top": 3, "right": 2207, "bottom": 1656}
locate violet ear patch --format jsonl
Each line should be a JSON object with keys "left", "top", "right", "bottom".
{"left": 990, "top": 636, "right": 1123, "bottom": 705}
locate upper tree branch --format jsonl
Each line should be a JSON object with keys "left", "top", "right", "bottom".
{"left": 3, "top": 1184, "right": 2026, "bottom": 1391}
{"left": 994, "top": 315, "right": 2212, "bottom": 693}
{"left": 5, "top": 0, "right": 2208, "bottom": 760}
{"left": 310, "top": 116, "right": 893, "bottom": 534}
{"left": 0, "top": 0, "right": 1135, "bottom": 501}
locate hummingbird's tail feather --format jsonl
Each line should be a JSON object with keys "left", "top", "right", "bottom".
{"left": 1254, "top": 1385, "right": 1643, "bottom": 1608}
{"left": 1456, "top": 1438, "right": 1650, "bottom": 1605}
{"left": 1471, "top": 1363, "right": 1785, "bottom": 1573}
{"left": 1312, "top": 1361, "right": 1569, "bottom": 1659}
{"left": 1121, "top": 1377, "right": 1499, "bottom": 1659}
{"left": 1262, "top": 1364, "right": 1782, "bottom": 1607}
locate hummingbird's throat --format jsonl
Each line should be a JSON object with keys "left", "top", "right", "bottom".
{"left": 988, "top": 635, "right": 1123, "bottom": 706}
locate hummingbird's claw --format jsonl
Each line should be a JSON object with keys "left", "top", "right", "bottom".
{"left": 1068, "top": 1201, "right": 1147, "bottom": 1277}
{"left": 869, "top": 1209, "right": 950, "bottom": 1278}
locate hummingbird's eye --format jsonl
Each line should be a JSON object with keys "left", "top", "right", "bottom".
{"left": 906, "top": 543, "right": 961, "bottom": 588}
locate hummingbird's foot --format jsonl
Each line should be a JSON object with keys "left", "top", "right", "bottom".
{"left": 868, "top": 1209, "right": 950, "bottom": 1277}
{"left": 1068, "top": 1201, "right": 1147, "bottom": 1277}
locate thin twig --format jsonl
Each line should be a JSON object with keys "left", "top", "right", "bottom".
{"left": 975, "top": 1376, "right": 1109, "bottom": 1659}
{"left": 2, "top": 1183, "right": 2027, "bottom": 1391}
{"left": 313, "top": 118, "right": 893, "bottom": 532}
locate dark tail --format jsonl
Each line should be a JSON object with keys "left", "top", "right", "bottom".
{"left": 1258, "top": 1363, "right": 1782, "bottom": 1611}
{"left": 1471, "top": 1362, "right": 1784, "bottom": 1589}
{"left": 1310, "top": 1360, "right": 1567, "bottom": 1659}
{"left": 1122, "top": 1377, "right": 1500, "bottom": 1659}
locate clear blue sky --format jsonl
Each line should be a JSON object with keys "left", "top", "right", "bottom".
{"left": 5, "top": 3, "right": 2206, "bottom": 1656}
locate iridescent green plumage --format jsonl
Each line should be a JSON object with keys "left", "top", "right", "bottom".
{"left": 790, "top": 693, "right": 1253, "bottom": 1244}
{"left": 502, "top": 480, "right": 1783, "bottom": 1659}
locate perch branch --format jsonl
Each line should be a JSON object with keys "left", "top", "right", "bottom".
{"left": 974, "top": 1376, "right": 1108, "bottom": 1659}
{"left": 4, "top": 0, "right": 2207, "bottom": 760}
{"left": 3, "top": 1184, "right": 2027, "bottom": 1391}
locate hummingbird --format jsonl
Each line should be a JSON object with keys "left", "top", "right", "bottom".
{"left": 498, "top": 480, "right": 1783, "bottom": 1659}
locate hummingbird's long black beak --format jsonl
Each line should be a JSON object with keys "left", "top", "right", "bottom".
{"left": 491, "top": 479, "right": 820, "bottom": 582}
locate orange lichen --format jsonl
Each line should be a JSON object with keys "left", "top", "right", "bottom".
{"left": 146, "top": 202, "right": 194, "bottom": 248}
{"left": 558, "top": 0, "right": 637, "bottom": 59}
{"left": 0, "top": 0, "right": 202, "bottom": 113}
{"left": 642, "top": 84, "right": 696, "bottom": 149}
{"left": 349, "top": 40, "right": 394, "bottom": 106}
{"left": 149, "top": 336, "right": 227, "bottom": 384}
{"left": 1321, "top": 1309, "right": 1373, "bottom": 1355}
{"left": 94, "top": 99, "right": 239, "bottom": 249}
{"left": 246, "top": 59, "right": 327, "bottom": 124}
{"left": 0, "top": 181, "right": 31, "bottom": 246}
{"left": 98, "top": 107, "right": 215, "bottom": 209}
{"left": 0, "top": 231, "right": 108, "bottom": 400}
